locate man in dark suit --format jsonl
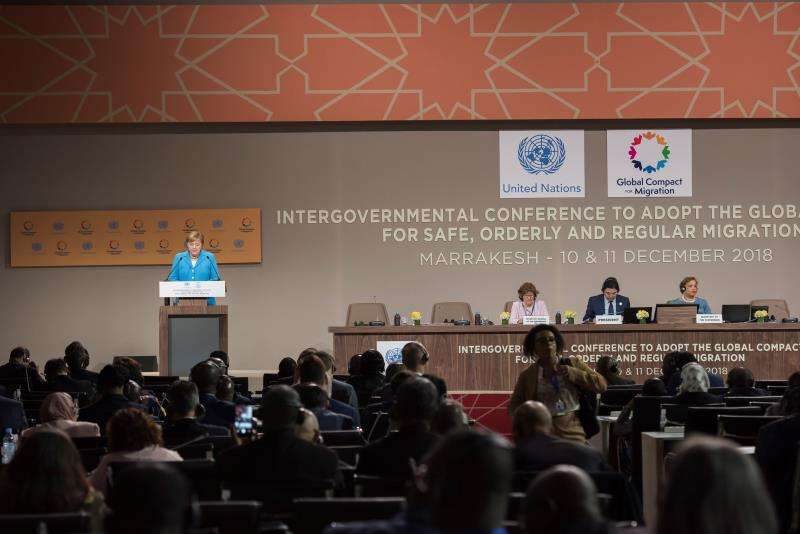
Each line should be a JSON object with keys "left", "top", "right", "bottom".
{"left": 43, "top": 358, "right": 94, "bottom": 397}
{"left": 190, "top": 360, "right": 236, "bottom": 428}
{"left": 756, "top": 387, "right": 800, "bottom": 532}
{"left": 295, "top": 383, "right": 352, "bottom": 431}
{"left": 357, "top": 376, "right": 439, "bottom": 479}
{"left": 0, "top": 394, "right": 27, "bottom": 433}
{"left": 162, "top": 380, "right": 229, "bottom": 444}
{"left": 0, "top": 346, "right": 46, "bottom": 390}
{"left": 513, "top": 400, "right": 610, "bottom": 472}
{"left": 78, "top": 364, "right": 144, "bottom": 433}
{"left": 217, "top": 385, "right": 340, "bottom": 491}
{"left": 582, "top": 277, "right": 631, "bottom": 323}
{"left": 64, "top": 341, "right": 99, "bottom": 386}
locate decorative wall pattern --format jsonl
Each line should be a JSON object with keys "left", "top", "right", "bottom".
{"left": 2, "top": 2, "right": 799, "bottom": 123}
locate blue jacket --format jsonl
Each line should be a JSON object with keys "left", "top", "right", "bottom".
{"left": 666, "top": 297, "right": 711, "bottom": 315}
{"left": 167, "top": 250, "right": 221, "bottom": 305}
{"left": 583, "top": 294, "right": 631, "bottom": 322}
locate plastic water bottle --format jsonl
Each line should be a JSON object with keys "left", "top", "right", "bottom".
{"left": 555, "top": 311, "right": 562, "bottom": 324}
{"left": 1, "top": 428, "right": 15, "bottom": 464}
{"left": 474, "top": 312, "right": 482, "bottom": 326}
{"left": 394, "top": 313, "right": 401, "bottom": 326}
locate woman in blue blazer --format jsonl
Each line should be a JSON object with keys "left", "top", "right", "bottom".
{"left": 166, "top": 230, "right": 221, "bottom": 305}
{"left": 582, "top": 277, "right": 630, "bottom": 322}
{"left": 667, "top": 275, "right": 710, "bottom": 314}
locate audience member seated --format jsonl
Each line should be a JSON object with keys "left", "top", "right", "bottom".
{"left": 0, "top": 392, "right": 27, "bottom": 432}
{"left": 114, "top": 357, "right": 164, "bottom": 417}
{"left": 374, "top": 363, "right": 407, "bottom": 404}
{"left": 21, "top": 392, "right": 99, "bottom": 438}
{"left": 616, "top": 378, "right": 667, "bottom": 436}
{"left": 277, "top": 356, "right": 297, "bottom": 381}
{"left": 725, "top": 367, "right": 768, "bottom": 397}
{"left": 208, "top": 350, "right": 252, "bottom": 404}
{"left": 665, "top": 351, "right": 724, "bottom": 395}
{"left": 65, "top": 341, "right": 99, "bottom": 385}
{"left": 596, "top": 355, "right": 635, "bottom": 386}
{"left": 0, "top": 346, "right": 46, "bottom": 390}
{"left": 357, "top": 376, "right": 439, "bottom": 479}
{"left": 756, "top": 386, "right": 800, "bottom": 533}
{"left": 431, "top": 399, "right": 469, "bottom": 436}
{"left": 362, "top": 370, "right": 415, "bottom": 438}
{"left": 162, "top": 380, "right": 229, "bottom": 444}
{"left": 43, "top": 358, "right": 94, "bottom": 397}
{"left": 217, "top": 385, "right": 340, "bottom": 490}
{"left": 673, "top": 363, "right": 722, "bottom": 405}
{"left": 295, "top": 407, "right": 321, "bottom": 444}
{"left": 105, "top": 463, "right": 190, "bottom": 534}
{"left": 216, "top": 374, "right": 235, "bottom": 403}
{"left": 766, "top": 371, "right": 800, "bottom": 415}
{"left": 90, "top": 408, "right": 182, "bottom": 496}
{"left": 513, "top": 400, "right": 610, "bottom": 473}
{"left": 402, "top": 342, "right": 429, "bottom": 376}
{"left": 661, "top": 436, "right": 777, "bottom": 534}
{"left": 326, "top": 430, "right": 513, "bottom": 534}
{"left": 659, "top": 352, "right": 679, "bottom": 384}
{"left": 190, "top": 359, "right": 235, "bottom": 428}
{"left": 297, "top": 354, "right": 360, "bottom": 427}
{"left": 522, "top": 465, "right": 615, "bottom": 534}
{"left": 422, "top": 373, "right": 448, "bottom": 400}
{"left": 0, "top": 429, "right": 105, "bottom": 528}
{"left": 347, "top": 349, "right": 386, "bottom": 408}
{"left": 348, "top": 353, "right": 362, "bottom": 376}
{"left": 312, "top": 349, "right": 359, "bottom": 411}
{"left": 79, "top": 364, "right": 145, "bottom": 432}
{"left": 295, "top": 383, "right": 353, "bottom": 431}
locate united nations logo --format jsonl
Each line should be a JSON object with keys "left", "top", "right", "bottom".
{"left": 233, "top": 239, "right": 244, "bottom": 249}
{"left": 385, "top": 348, "right": 402, "bottom": 364}
{"left": 517, "top": 135, "right": 566, "bottom": 175}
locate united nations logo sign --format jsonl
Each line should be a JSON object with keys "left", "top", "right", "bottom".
{"left": 385, "top": 348, "right": 403, "bottom": 364}
{"left": 517, "top": 134, "right": 566, "bottom": 175}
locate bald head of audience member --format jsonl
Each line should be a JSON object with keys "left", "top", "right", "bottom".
{"left": 513, "top": 401, "right": 553, "bottom": 440}
{"left": 190, "top": 360, "right": 222, "bottom": 395}
{"left": 523, "top": 465, "right": 603, "bottom": 534}
{"left": 260, "top": 385, "right": 302, "bottom": 432}
{"left": 424, "top": 430, "right": 513, "bottom": 533}
{"left": 295, "top": 408, "right": 320, "bottom": 443}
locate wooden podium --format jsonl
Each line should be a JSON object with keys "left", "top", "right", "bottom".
{"left": 158, "top": 281, "right": 228, "bottom": 376}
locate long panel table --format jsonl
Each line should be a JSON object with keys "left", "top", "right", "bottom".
{"left": 329, "top": 323, "right": 800, "bottom": 391}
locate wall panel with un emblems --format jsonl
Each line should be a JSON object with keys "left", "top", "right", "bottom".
{"left": 10, "top": 209, "right": 262, "bottom": 267}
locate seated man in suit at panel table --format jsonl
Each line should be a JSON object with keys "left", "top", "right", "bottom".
{"left": 78, "top": 364, "right": 145, "bottom": 433}
{"left": 190, "top": 360, "right": 236, "bottom": 428}
{"left": 582, "top": 277, "right": 630, "bottom": 323}
{"left": 513, "top": 400, "right": 611, "bottom": 473}
{"left": 162, "top": 380, "right": 230, "bottom": 445}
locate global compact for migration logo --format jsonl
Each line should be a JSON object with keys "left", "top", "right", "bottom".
{"left": 517, "top": 134, "right": 566, "bottom": 175}
{"left": 628, "top": 131, "right": 670, "bottom": 173}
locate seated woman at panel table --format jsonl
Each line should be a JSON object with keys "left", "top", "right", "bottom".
{"left": 667, "top": 275, "right": 711, "bottom": 314}
{"left": 166, "top": 230, "right": 221, "bottom": 305}
{"left": 510, "top": 282, "right": 549, "bottom": 324}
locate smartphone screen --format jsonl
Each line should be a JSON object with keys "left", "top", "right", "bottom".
{"left": 234, "top": 404, "right": 253, "bottom": 436}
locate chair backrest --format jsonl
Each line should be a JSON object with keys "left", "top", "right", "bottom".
{"left": 346, "top": 303, "right": 389, "bottom": 326}
{"left": 750, "top": 299, "right": 790, "bottom": 321}
{"left": 431, "top": 301, "right": 473, "bottom": 323}
{"left": 353, "top": 474, "right": 409, "bottom": 498}
{"left": 724, "top": 396, "right": 781, "bottom": 408}
{"left": 171, "top": 441, "right": 215, "bottom": 460}
{"left": 329, "top": 445, "right": 363, "bottom": 466}
{"left": 718, "top": 415, "right": 782, "bottom": 445}
{"left": 769, "top": 385, "right": 789, "bottom": 396}
{"left": 109, "top": 460, "right": 220, "bottom": 500}
{"left": 291, "top": 497, "right": 405, "bottom": 533}
{"left": 78, "top": 447, "right": 107, "bottom": 472}
{"left": 504, "top": 300, "right": 515, "bottom": 313}
{"left": 72, "top": 436, "right": 108, "bottom": 449}
{"left": 755, "top": 379, "right": 788, "bottom": 389}
{"left": 224, "top": 480, "right": 334, "bottom": 514}
{"left": 708, "top": 387, "right": 728, "bottom": 396}
{"left": 197, "top": 501, "right": 263, "bottom": 534}
{"left": 601, "top": 388, "right": 642, "bottom": 406}
{"left": 685, "top": 405, "right": 762, "bottom": 436}
{"left": 630, "top": 396, "right": 674, "bottom": 491}
{"left": 320, "top": 429, "right": 366, "bottom": 446}
{"left": 0, "top": 511, "right": 91, "bottom": 534}
{"left": 142, "top": 376, "right": 180, "bottom": 386}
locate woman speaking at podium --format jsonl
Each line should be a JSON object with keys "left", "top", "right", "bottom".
{"left": 166, "top": 230, "right": 221, "bottom": 305}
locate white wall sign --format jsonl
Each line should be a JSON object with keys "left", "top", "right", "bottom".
{"left": 376, "top": 340, "right": 412, "bottom": 366}
{"left": 607, "top": 129, "right": 692, "bottom": 197}
{"left": 499, "top": 130, "right": 585, "bottom": 198}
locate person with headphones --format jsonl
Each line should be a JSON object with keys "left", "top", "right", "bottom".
{"left": 668, "top": 275, "right": 711, "bottom": 314}
{"left": 401, "top": 342, "right": 429, "bottom": 375}
{"left": 510, "top": 282, "right": 549, "bottom": 324}
{"left": 582, "top": 277, "right": 630, "bottom": 323}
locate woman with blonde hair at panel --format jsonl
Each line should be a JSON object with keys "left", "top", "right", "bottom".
{"left": 510, "top": 282, "right": 549, "bottom": 324}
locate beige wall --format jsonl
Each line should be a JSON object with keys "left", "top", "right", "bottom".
{"left": 1, "top": 128, "right": 799, "bottom": 373}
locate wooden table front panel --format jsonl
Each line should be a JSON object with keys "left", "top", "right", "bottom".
{"left": 329, "top": 324, "right": 800, "bottom": 391}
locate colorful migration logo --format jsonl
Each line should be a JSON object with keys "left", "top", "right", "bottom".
{"left": 517, "top": 134, "right": 566, "bottom": 175}
{"left": 628, "top": 132, "right": 670, "bottom": 173}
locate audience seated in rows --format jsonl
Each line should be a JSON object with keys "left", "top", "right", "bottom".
{"left": 756, "top": 386, "right": 800, "bottom": 533}
{"left": 513, "top": 400, "right": 610, "bottom": 473}
{"left": 665, "top": 351, "right": 724, "bottom": 395}
{"left": 673, "top": 363, "right": 722, "bottom": 406}
{"left": 43, "top": 357, "right": 94, "bottom": 397}
{"left": 22, "top": 392, "right": 99, "bottom": 438}
{"left": 208, "top": 349, "right": 252, "bottom": 405}
{"left": 725, "top": 367, "right": 768, "bottom": 397}
{"left": 190, "top": 359, "right": 236, "bottom": 428}
{"left": 79, "top": 364, "right": 145, "bottom": 432}
{"left": 0, "top": 346, "right": 45, "bottom": 390}
{"left": 295, "top": 407, "right": 321, "bottom": 443}
{"left": 0, "top": 392, "right": 26, "bottom": 432}
{"left": 162, "top": 380, "right": 229, "bottom": 444}
{"left": 431, "top": 398, "right": 469, "bottom": 436}
{"left": 362, "top": 369, "right": 415, "bottom": 439}
{"left": 307, "top": 348, "right": 360, "bottom": 412}
{"left": 216, "top": 374, "right": 235, "bottom": 402}
{"left": 347, "top": 349, "right": 386, "bottom": 408}
{"left": 661, "top": 437, "right": 776, "bottom": 534}
{"left": 90, "top": 408, "right": 182, "bottom": 496}
{"left": 348, "top": 353, "right": 362, "bottom": 375}
{"left": 296, "top": 383, "right": 353, "bottom": 431}
{"left": 114, "top": 356, "right": 164, "bottom": 417}
{"left": 402, "top": 342, "right": 429, "bottom": 376}
{"left": 615, "top": 378, "right": 667, "bottom": 437}
{"left": 523, "top": 465, "right": 615, "bottom": 534}
{"left": 0, "top": 429, "right": 105, "bottom": 529}
{"left": 765, "top": 371, "right": 800, "bottom": 416}
{"left": 297, "top": 355, "right": 357, "bottom": 428}
{"left": 357, "top": 376, "right": 439, "bottom": 479}
{"left": 373, "top": 363, "right": 409, "bottom": 405}
{"left": 278, "top": 356, "right": 297, "bottom": 380}
{"left": 65, "top": 341, "right": 99, "bottom": 385}
{"left": 597, "top": 355, "right": 635, "bottom": 386}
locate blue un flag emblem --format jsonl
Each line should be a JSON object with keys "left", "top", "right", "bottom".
{"left": 517, "top": 134, "right": 566, "bottom": 175}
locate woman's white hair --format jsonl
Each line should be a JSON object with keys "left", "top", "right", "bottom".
{"left": 678, "top": 362, "right": 710, "bottom": 394}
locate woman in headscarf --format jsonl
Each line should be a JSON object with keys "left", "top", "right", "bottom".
{"left": 21, "top": 392, "right": 100, "bottom": 439}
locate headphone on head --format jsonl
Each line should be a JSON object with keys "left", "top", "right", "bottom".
{"left": 421, "top": 347, "right": 429, "bottom": 365}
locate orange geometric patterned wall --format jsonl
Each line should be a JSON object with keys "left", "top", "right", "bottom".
{"left": 2, "top": 2, "right": 800, "bottom": 123}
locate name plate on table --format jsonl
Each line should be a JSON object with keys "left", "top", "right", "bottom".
{"left": 696, "top": 314, "right": 722, "bottom": 324}
{"left": 159, "top": 281, "right": 226, "bottom": 298}
{"left": 595, "top": 315, "right": 623, "bottom": 325}
{"left": 523, "top": 315, "right": 549, "bottom": 326}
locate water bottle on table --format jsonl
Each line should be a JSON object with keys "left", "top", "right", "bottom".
{"left": 2, "top": 428, "right": 16, "bottom": 464}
